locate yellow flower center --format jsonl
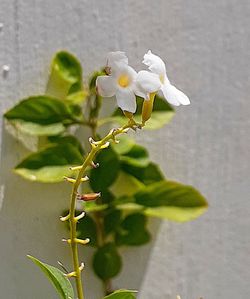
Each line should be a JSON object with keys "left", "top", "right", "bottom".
{"left": 118, "top": 74, "right": 130, "bottom": 88}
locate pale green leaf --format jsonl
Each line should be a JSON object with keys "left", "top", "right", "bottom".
{"left": 14, "top": 137, "right": 84, "bottom": 183}
{"left": 143, "top": 206, "right": 208, "bottom": 222}
{"left": 46, "top": 51, "right": 83, "bottom": 102}
{"left": 135, "top": 181, "right": 208, "bottom": 222}
{"left": 14, "top": 165, "right": 74, "bottom": 183}
{"left": 8, "top": 120, "right": 65, "bottom": 136}
{"left": 110, "top": 171, "right": 144, "bottom": 197}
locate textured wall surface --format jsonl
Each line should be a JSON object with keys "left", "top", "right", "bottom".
{"left": 0, "top": 1, "right": 250, "bottom": 298}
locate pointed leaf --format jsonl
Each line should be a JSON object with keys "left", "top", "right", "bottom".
{"left": 28, "top": 255, "right": 74, "bottom": 299}
{"left": 104, "top": 209, "right": 122, "bottom": 235}
{"left": 77, "top": 214, "right": 97, "bottom": 247}
{"left": 90, "top": 147, "right": 120, "bottom": 192}
{"left": 46, "top": 51, "right": 84, "bottom": 102}
{"left": 103, "top": 289, "right": 137, "bottom": 299}
{"left": 115, "top": 213, "right": 150, "bottom": 246}
{"left": 4, "top": 96, "right": 76, "bottom": 125}
{"left": 121, "top": 162, "right": 164, "bottom": 185}
{"left": 14, "top": 136, "right": 84, "bottom": 182}
{"left": 135, "top": 181, "right": 208, "bottom": 222}
{"left": 93, "top": 243, "right": 122, "bottom": 280}
{"left": 120, "top": 144, "right": 149, "bottom": 168}
{"left": 110, "top": 171, "right": 144, "bottom": 197}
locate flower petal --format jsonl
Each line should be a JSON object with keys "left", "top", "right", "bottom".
{"left": 133, "top": 83, "right": 148, "bottom": 99}
{"left": 142, "top": 50, "right": 166, "bottom": 75}
{"left": 96, "top": 75, "right": 116, "bottom": 97}
{"left": 107, "top": 51, "right": 128, "bottom": 71}
{"left": 115, "top": 88, "right": 136, "bottom": 113}
{"left": 126, "top": 65, "right": 137, "bottom": 81}
{"left": 136, "top": 70, "right": 161, "bottom": 98}
{"left": 161, "top": 83, "right": 190, "bottom": 106}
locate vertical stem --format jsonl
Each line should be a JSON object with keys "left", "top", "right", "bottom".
{"left": 69, "top": 150, "right": 97, "bottom": 299}
{"left": 67, "top": 122, "right": 134, "bottom": 299}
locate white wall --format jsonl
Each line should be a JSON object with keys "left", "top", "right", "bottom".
{"left": 0, "top": 1, "right": 249, "bottom": 298}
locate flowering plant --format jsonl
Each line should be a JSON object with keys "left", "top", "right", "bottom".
{"left": 4, "top": 50, "right": 207, "bottom": 299}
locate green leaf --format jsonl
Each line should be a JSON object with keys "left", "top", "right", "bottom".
{"left": 93, "top": 243, "right": 122, "bottom": 280}
{"left": 6, "top": 120, "right": 65, "bottom": 137}
{"left": 77, "top": 214, "right": 97, "bottom": 247}
{"left": 90, "top": 147, "right": 120, "bottom": 192}
{"left": 135, "top": 181, "right": 208, "bottom": 222}
{"left": 14, "top": 136, "right": 84, "bottom": 183}
{"left": 110, "top": 171, "right": 144, "bottom": 197}
{"left": 104, "top": 209, "right": 122, "bottom": 235}
{"left": 48, "top": 135, "right": 84, "bottom": 155}
{"left": 100, "top": 189, "right": 115, "bottom": 204}
{"left": 112, "top": 136, "right": 135, "bottom": 155}
{"left": 4, "top": 96, "right": 76, "bottom": 125}
{"left": 46, "top": 51, "right": 83, "bottom": 102}
{"left": 28, "top": 255, "right": 74, "bottom": 299}
{"left": 122, "top": 162, "right": 165, "bottom": 185}
{"left": 103, "top": 289, "right": 137, "bottom": 299}
{"left": 115, "top": 213, "right": 150, "bottom": 246}
{"left": 89, "top": 70, "right": 105, "bottom": 91}
{"left": 101, "top": 95, "right": 174, "bottom": 130}
{"left": 65, "top": 90, "right": 88, "bottom": 105}
{"left": 120, "top": 144, "right": 149, "bottom": 168}
{"left": 84, "top": 201, "right": 108, "bottom": 213}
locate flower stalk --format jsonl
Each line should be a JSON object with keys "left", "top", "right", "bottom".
{"left": 65, "top": 121, "right": 138, "bottom": 299}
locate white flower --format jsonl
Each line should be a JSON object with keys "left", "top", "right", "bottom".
{"left": 136, "top": 50, "right": 190, "bottom": 106}
{"left": 96, "top": 52, "right": 137, "bottom": 113}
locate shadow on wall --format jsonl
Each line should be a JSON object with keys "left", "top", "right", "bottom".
{"left": 0, "top": 122, "right": 163, "bottom": 298}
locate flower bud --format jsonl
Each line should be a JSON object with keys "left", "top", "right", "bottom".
{"left": 141, "top": 92, "right": 156, "bottom": 125}
{"left": 78, "top": 192, "right": 101, "bottom": 201}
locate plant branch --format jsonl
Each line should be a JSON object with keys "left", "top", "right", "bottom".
{"left": 67, "top": 120, "right": 139, "bottom": 299}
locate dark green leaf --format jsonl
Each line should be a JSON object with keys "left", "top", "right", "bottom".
{"left": 90, "top": 147, "right": 120, "bottom": 192}
{"left": 122, "top": 162, "right": 164, "bottom": 185}
{"left": 4, "top": 96, "right": 76, "bottom": 125}
{"left": 89, "top": 70, "right": 105, "bottom": 91}
{"left": 100, "top": 189, "right": 115, "bottom": 204}
{"left": 115, "top": 213, "right": 150, "bottom": 246}
{"left": 28, "top": 255, "right": 74, "bottom": 299}
{"left": 46, "top": 51, "right": 83, "bottom": 102}
{"left": 103, "top": 289, "right": 137, "bottom": 299}
{"left": 135, "top": 181, "right": 208, "bottom": 222}
{"left": 93, "top": 243, "right": 122, "bottom": 280}
{"left": 77, "top": 214, "right": 97, "bottom": 247}
{"left": 120, "top": 144, "right": 149, "bottom": 168}
{"left": 14, "top": 138, "right": 84, "bottom": 183}
{"left": 104, "top": 209, "right": 122, "bottom": 235}
{"left": 48, "top": 135, "right": 84, "bottom": 155}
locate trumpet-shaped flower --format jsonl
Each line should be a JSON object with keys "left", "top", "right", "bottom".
{"left": 96, "top": 52, "right": 137, "bottom": 113}
{"left": 136, "top": 50, "right": 190, "bottom": 106}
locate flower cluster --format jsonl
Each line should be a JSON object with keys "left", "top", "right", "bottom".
{"left": 96, "top": 50, "right": 190, "bottom": 122}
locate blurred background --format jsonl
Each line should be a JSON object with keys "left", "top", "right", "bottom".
{"left": 0, "top": 1, "right": 249, "bottom": 298}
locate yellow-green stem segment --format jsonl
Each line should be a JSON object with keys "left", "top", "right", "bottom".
{"left": 68, "top": 121, "right": 136, "bottom": 299}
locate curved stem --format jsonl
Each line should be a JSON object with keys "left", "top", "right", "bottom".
{"left": 68, "top": 121, "right": 136, "bottom": 299}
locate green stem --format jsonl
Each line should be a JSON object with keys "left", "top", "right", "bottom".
{"left": 68, "top": 121, "right": 136, "bottom": 299}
